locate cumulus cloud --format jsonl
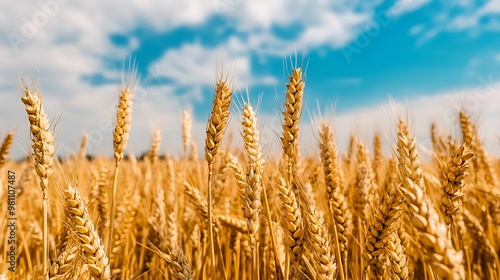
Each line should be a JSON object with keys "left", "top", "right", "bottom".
{"left": 149, "top": 41, "right": 277, "bottom": 89}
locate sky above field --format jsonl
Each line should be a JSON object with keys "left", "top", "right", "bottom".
{"left": 1, "top": 0, "right": 500, "bottom": 159}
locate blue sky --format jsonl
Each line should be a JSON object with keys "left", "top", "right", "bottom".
{"left": 1, "top": 0, "right": 500, "bottom": 158}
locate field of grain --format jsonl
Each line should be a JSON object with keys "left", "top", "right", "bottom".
{"left": 0, "top": 66, "right": 499, "bottom": 280}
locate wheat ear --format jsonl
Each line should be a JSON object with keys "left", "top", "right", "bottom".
{"left": 241, "top": 103, "right": 264, "bottom": 278}
{"left": 364, "top": 183, "right": 404, "bottom": 278}
{"left": 344, "top": 133, "right": 356, "bottom": 169}
{"left": 63, "top": 184, "right": 110, "bottom": 279}
{"left": 227, "top": 153, "right": 246, "bottom": 201}
{"left": 183, "top": 181, "right": 247, "bottom": 233}
{"left": 149, "top": 177, "right": 168, "bottom": 252}
{"left": 205, "top": 77, "right": 233, "bottom": 276}
{"left": 401, "top": 178, "right": 463, "bottom": 279}
{"left": 49, "top": 242, "right": 79, "bottom": 279}
{"left": 303, "top": 202, "right": 336, "bottom": 279}
{"left": 182, "top": 108, "right": 193, "bottom": 159}
{"left": 79, "top": 133, "right": 88, "bottom": 159}
{"left": 397, "top": 118, "right": 425, "bottom": 192}
{"left": 158, "top": 249, "right": 194, "bottom": 280}
{"left": 354, "top": 141, "right": 376, "bottom": 223}
{"left": 21, "top": 83, "right": 55, "bottom": 278}
{"left": 319, "top": 122, "right": 349, "bottom": 280}
{"left": 281, "top": 67, "right": 305, "bottom": 183}
{"left": 96, "top": 167, "right": 109, "bottom": 236}
{"left": 108, "top": 85, "right": 134, "bottom": 255}
{"left": 275, "top": 175, "right": 304, "bottom": 278}
{"left": 462, "top": 208, "right": 499, "bottom": 278}
{"left": 373, "top": 132, "right": 382, "bottom": 184}
{"left": 0, "top": 131, "right": 14, "bottom": 169}
{"left": 148, "top": 129, "right": 161, "bottom": 165}
{"left": 440, "top": 144, "right": 473, "bottom": 225}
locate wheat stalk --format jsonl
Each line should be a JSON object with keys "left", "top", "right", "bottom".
{"left": 108, "top": 85, "right": 134, "bottom": 255}
{"left": 21, "top": 83, "right": 55, "bottom": 278}
{"left": 318, "top": 122, "right": 349, "bottom": 280}
{"left": 205, "top": 77, "right": 233, "bottom": 277}
{"left": 240, "top": 103, "right": 264, "bottom": 278}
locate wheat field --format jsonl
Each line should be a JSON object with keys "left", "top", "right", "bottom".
{"left": 0, "top": 66, "right": 499, "bottom": 280}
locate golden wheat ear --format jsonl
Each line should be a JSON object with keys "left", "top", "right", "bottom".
{"left": 281, "top": 67, "right": 305, "bottom": 183}
{"left": 0, "top": 131, "right": 15, "bottom": 169}
{"left": 182, "top": 108, "right": 193, "bottom": 159}
{"left": 63, "top": 184, "right": 110, "bottom": 279}
{"left": 78, "top": 133, "right": 88, "bottom": 159}
{"left": 240, "top": 102, "right": 264, "bottom": 278}
{"left": 112, "top": 87, "right": 134, "bottom": 162}
{"left": 274, "top": 175, "right": 304, "bottom": 278}
{"left": 21, "top": 82, "right": 56, "bottom": 277}
{"left": 204, "top": 76, "right": 234, "bottom": 277}
{"left": 108, "top": 80, "right": 135, "bottom": 256}
{"left": 401, "top": 178, "right": 463, "bottom": 279}
{"left": 318, "top": 122, "right": 349, "bottom": 280}
{"left": 440, "top": 144, "right": 473, "bottom": 226}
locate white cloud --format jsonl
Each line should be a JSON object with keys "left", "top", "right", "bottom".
{"left": 148, "top": 41, "right": 279, "bottom": 104}
{"left": 403, "top": 0, "right": 500, "bottom": 42}
{"left": 478, "top": 0, "right": 500, "bottom": 16}
{"left": 296, "top": 11, "right": 369, "bottom": 49}
{"left": 390, "top": 0, "right": 431, "bottom": 16}
{"left": 409, "top": 24, "right": 424, "bottom": 35}
{"left": 442, "top": 0, "right": 500, "bottom": 32}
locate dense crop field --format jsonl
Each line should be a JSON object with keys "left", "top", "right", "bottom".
{"left": 0, "top": 67, "right": 499, "bottom": 279}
